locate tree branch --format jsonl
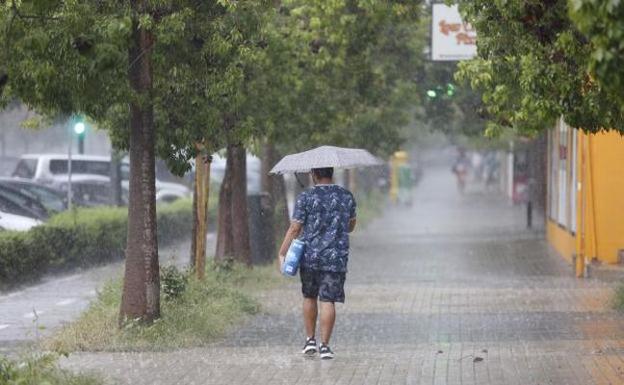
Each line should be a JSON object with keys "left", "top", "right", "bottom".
{"left": 10, "top": 0, "right": 60, "bottom": 21}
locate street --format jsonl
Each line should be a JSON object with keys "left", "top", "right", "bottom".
{"left": 0, "top": 240, "right": 199, "bottom": 354}
{"left": 59, "top": 168, "right": 624, "bottom": 385}
{"left": 3, "top": 2, "right": 624, "bottom": 384}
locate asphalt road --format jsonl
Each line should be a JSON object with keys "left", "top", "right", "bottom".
{"left": 0, "top": 237, "right": 207, "bottom": 354}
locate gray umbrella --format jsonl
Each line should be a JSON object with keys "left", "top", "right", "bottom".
{"left": 269, "top": 145, "right": 383, "bottom": 175}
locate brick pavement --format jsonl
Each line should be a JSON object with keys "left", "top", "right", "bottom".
{"left": 61, "top": 169, "right": 624, "bottom": 385}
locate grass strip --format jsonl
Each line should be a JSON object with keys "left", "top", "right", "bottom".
{"left": 46, "top": 261, "right": 280, "bottom": 352}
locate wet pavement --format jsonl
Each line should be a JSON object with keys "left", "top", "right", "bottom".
{"left": 0, "top": 239, "right": 198, "bottom": 354}
{"left": 59, "top": 168, "right": 624, "bottom": 384}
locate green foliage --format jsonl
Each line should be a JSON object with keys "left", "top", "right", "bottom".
{"left": 0, "top": 1, "right": 130, "bottom": 118}
{"left": 160, "top": 265, "right": 189, "bottom": 300}
{"left": 0, "top": 354, "right": 103, "bottom": 385}
{"left": 1, "top": 0, "right": 426, "bottom": 172}
{"left": 266, "top": 1, "right": 425, "bottom": 157}
{"left": 408, "top": 8, "right": 487, "bottom": 140}
{"left": 0, "top": 231, "right": 40, "bottom": 285}
{"left": 46, "top": 261, "right": 278, "bottom": 352}
{"left": 418, "top": 60, "right": 487, "bottom": 137}
{"left": 0, "top": 200, "right": 193, "bottom": 289}
{"left": 569, "top": 0, "right": 624, "bottom": 105}
{"left": 456, "top": 0, "right": 624, "bottom": 134}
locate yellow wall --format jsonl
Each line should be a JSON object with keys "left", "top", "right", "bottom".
{"left": 586, "top": 131, "right": 624, "bottom": 264}
{"left": 547, "top": 221, "right": 576, "bottom": 264}
{"left": 547, "top": 129, "right": 624, "bottom": 265}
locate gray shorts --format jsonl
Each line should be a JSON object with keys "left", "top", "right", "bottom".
{"left": 300, "top": 269, "right": 346, "bottom": 303}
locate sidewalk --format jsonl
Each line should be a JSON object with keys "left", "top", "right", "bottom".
{"left": 62, "top": 168, "right": 624, "bottom": 385}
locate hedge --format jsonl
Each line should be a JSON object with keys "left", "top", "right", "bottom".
{"left": 0, "top": 199, "right": 193, "bottom": 290}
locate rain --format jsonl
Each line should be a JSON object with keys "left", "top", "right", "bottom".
{"left": 1, "top": 2, "right": 624, "bottom": 385}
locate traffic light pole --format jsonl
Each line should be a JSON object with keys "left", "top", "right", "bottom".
{"left": 78, "top": 136, "right": 84, "bottom": 154}
{"left": 67, "top": 121, "right": 73, "bottom": 210}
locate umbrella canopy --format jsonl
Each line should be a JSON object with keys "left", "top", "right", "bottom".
{"left": 269, "top": 145, "right": 383, "bottom": 175}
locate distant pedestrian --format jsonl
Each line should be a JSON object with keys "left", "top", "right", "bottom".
{"left": 278, "top": 167, "right": 357, "bottom": 360}
{"left": 452, "top": 147, "right": 470, "bottom": 193}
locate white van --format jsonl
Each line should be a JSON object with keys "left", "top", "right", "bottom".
{"left": 12, "top": 154, "right": 190, "bottom": 202}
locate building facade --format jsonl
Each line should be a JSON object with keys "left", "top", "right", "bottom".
{"left": 547, "top": 118, "right": 624, "bottom": 275}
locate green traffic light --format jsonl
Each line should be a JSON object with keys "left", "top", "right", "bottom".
{"left": 74, "top": 122, "right": 85, "bottom": 135}
{"left": 446, "top": 83, "right": 455, "bottom": 96}
{"left": 426, "top": 90, "right": 437, "bottom": 98}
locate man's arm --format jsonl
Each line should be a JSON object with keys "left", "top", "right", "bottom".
{"left": 348, "top": 218, "right": 357, "bottom": 233}
{"left": 278, "top": 221, "right": 303, "bottom": 265}
{"left": 348, "top": 193, "right": 357, "bottom": 233}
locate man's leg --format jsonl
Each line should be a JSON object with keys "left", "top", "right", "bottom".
{"left": 319, "top": 301, "right": 336, "bottom": 345}
{"left": 303, "top": 297, "right": 318, "bottom": 338}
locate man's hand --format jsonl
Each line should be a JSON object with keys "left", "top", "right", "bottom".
{"left": 348, "top": 218, "right": 357, "bottom": 233}
{"left": 278, "top": 255, "right": 285, "bottom": 272}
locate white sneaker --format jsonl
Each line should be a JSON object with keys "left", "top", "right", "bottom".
{"left": 319, "top": 344, "right": 334, "bottom": 359}
{"left": 302, "top": 337, "right": 317, "bottom": 355}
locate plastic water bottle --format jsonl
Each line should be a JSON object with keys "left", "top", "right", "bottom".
{"left": 282, "top": 239, "right": 305, "bottom": 276}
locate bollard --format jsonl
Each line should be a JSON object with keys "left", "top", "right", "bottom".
{"left": 526, "top": 200, "right": 533, "bottom": 228}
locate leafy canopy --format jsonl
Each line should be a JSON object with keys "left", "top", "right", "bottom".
{"left": 455, "top": 0, "right": 624, "bottom": 135}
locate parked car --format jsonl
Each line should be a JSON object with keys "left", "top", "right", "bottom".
{"left": 210, "top": 153, "right": 262, "bottom": 194}
{"left": 12, "top": 154, "right": 190, "bottom": 202}
{"left": 0, "top": 210, "right": 42, "bottom": 231}
{"left": 0, "top": 184, "right": 49, "bottom": 220}
{"left": 0, "top": 177, "right": 67, "bottom": 213}
{"left": 54, "top": 175, "right": 128, "bottom": 207}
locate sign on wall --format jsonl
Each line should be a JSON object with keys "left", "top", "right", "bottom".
{"left": 431, "top": 4, "right": 477, "bottom": 61}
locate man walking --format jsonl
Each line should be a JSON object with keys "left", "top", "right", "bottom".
{"left": 278, "top": 167, "right": 357, "bottom": 360}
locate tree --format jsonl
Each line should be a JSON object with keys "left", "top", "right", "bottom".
{"left": 0, "top": 0, "right": 163, "bottom": 322}
{"left": 0, "top": 0, "right": 269, "bottom": 320}
{"left": 568, "top": 1, "right": 624, "bottom": 105}
{"left": 455, "top": 0, "right": 624, "bottom": 135}
{"left": 120, "top": 0, "right": 160, "bottom": 322}
{"left": 252, "top": 1, "right": 426, "bottom": 254}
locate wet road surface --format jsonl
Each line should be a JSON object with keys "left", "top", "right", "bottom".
{"left": 61, "top": 168, "right": 624, "bottom": 384}
{"left": 0, "top": 239, "right": 198, "bottom": 354}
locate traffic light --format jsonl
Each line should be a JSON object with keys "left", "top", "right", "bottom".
{"left": 426, "top": 83, "right": 456, "bottom": 100}
{"left": 71, "top": 115, "right": 86, "bottom": 154}
{"left": 74, "top": 121, "right": 85, "bottom": 136}
{"left": 446, "top": 83, "right": 455, "bottom": 96}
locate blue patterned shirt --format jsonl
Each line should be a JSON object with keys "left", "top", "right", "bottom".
{"left": 292, "top": 184, "right": 356, "bottom": 272}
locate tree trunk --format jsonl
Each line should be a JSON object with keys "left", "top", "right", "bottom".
{"left": 191, "top": 151, "right": 210, "bottom": 279}
{"left": 230, "top": 144, "right": 251, "bottom": 265}
{"left": 0, "top": 72, "right": 7, "bottom": 100}
{"left": 274, "top": 172, "right": 290, "bottom": 237}
{"left": 119, "top": 4, "right": 160, "bottom": 324}
{"left": 260, "top": 141, "right": 277, "bottom": 257}
{"left": 261, "top": 140, "right": 290, "bottom": 250}
{"left": 215, "top": 148, "right": 234, "bottom": 261}
{"left": 215, "top": 144, "right": 251, "bottom": 265}
{"left": 110, "top": 149, "right": 123, "bottom": 206}
{"left": 191, "top": 174, "right": 198, "bottom": 268}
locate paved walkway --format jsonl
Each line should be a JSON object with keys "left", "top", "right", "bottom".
{"left": 62, "top": 169, "right": 624, "bottom": 384}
